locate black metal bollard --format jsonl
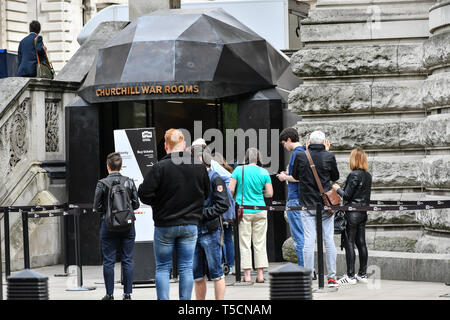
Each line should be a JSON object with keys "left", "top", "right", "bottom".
{"left": 269, "top": 263, "right": 312, "bottom": 300}
{"left": 7, "top": 269, "right": 49, "bottom": 300}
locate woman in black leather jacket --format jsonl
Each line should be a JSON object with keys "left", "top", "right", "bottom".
{"left": 332, "top": 147, "right": 372, "bottom": 285}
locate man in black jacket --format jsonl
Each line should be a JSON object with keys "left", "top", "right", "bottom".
{"left": 93, "top": 152, "right": 140, "bottom": 300}
{"left": 292, "top": 130, "right": 340, "bottom": 287}
{"left": 138, "top": 129, "right": 210, "bottom": 300}
{"left": 191, "top": 146, "right": 229, "bottom": 300}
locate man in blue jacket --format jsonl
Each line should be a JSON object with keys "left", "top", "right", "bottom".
{"left": 277, "top": 128, "right": 306, "bottom": 268}
{"left": 17, "top": 20, "right": 47, "bottom": 77}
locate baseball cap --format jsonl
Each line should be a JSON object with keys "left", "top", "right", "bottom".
{"left": 192, "top": 138, "right": 206, "bottom": 147}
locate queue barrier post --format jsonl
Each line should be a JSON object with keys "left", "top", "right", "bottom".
{"left": 313, "top": 202, "right": 337, "bottom": 293}
{"left": 21, "top": 209, "right": 31, "bottom": 270}
{"left": 3, "top": 207, "right": 11, "bottom": 278}
{"left": 66, "top": 206, "right": 96, "bottom": 292}
{"left": 233, "top": 205, "right": 241, "bottom": 284}
{"left": 54, "top": 213, "right": 70, "bottom": 277}
{"left": 316, "top": 203, "right": 324, "bottom": 289}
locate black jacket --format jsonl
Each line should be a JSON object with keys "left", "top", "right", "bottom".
{"left": 93, "top": 173, "right": 140, "bottom": 217}
{"left": 292, "top": 144, "right": 340, "bottom": 207}
{"left": 17, "top": 33, "right": 47, "bottom": 77}
{"left": 201, "top": 171, "right": 230, "bottom": 231}
{"left": 138, "top": 151, "right": 210, "bottom": 227}
{"left": 337, "top": 169, "right": 372, "bottom": 206}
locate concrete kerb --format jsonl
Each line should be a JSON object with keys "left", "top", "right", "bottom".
{"left": 1, "top": 262, "right": 449, "bottom": 300}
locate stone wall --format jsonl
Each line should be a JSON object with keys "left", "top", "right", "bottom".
{"left": 288, "top": 0, "right": 450, "bottom": 254}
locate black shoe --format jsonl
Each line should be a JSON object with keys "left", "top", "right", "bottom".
{"left": 102, "top": 295, "right": 114, "bottom": 300}
{"left": 312, "top": 271, "right": 317, "bottom": 280}
{"left": 123, "top": 294, "right": 132, "bottom": 300}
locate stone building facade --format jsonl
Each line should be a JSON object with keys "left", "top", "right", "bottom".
{"left": 0, "top": 0, "right": 127, "bottom": 72}
{"left": 288, "top": 0, "right": 450, "bottom": 254}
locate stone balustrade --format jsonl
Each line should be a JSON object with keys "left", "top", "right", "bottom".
{"left": 0, "top": 78, "right": 78, "bottom": 271}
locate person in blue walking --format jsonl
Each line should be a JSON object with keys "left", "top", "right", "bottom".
{"left": 17, "top": 20, "right": 48, "bottom": 77}
{"left": 277, "top": 128, "right": 306, "bottom": 267}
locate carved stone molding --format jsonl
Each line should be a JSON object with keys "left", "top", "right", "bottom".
{"left": 45, "top": 99, "right": 60, "bottom": 153}
{"left": 8, "top": 98, "right": 30, "bottom": 169}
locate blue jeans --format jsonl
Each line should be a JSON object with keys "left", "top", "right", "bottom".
{"left": 100, "top": 220, "right": 136, "bottom": 296}
{"left": 286, "top": 199, "right": 305, "bottom": 266}
{"left": 223, "top": 222, "right": 234, "bottom": 267}
{"left": 301, "top": 210, "right": 337, "bottom": 279}
{"left": 153, "top": 225, "right": 197, "bottom": 300}
{"left": 193, "top": 228, "right": 224, "bottom": 281}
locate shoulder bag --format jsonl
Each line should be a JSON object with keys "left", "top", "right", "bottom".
{"left": 34, "top": 36, "right": 54, "bottom": 79}
{"left": 305, "top": 149, "right": 341, "bottom": 214}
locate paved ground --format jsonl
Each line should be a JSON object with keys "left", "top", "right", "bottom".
{"left": 2, "top": 263, "right": 449, "bottom": 300}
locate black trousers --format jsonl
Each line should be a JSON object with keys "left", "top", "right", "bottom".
{"left": 343, "top": 211, "right": 368, "bottom": 277}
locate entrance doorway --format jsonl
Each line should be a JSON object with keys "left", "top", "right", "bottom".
{"left": 99, "top": 99, "right": 238, "bottom": 177}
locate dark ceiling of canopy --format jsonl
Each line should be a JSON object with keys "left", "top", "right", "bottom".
{"left": 78, "top": 8, "right": 299, "bottom": 103}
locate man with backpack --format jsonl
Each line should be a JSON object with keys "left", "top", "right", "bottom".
{"left": 93, "top": 152, "right": 140, "bottom": 300}
{"left": 191, "top": 145, "right": 229, "bottom": 300}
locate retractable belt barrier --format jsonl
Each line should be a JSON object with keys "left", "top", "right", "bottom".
{"left": 233, "top": 199, "right": 450, "bottom": 288}
{"left": 240, "top": 200, "right": 450, "bottom": 212}
{"left": 0, "top": 203, "right": 94, "bottom": 298}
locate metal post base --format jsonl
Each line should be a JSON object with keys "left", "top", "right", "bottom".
{"left": 54, "top": 273, "right": 70, "bottom": 277}
{"left": 231, "top": 281, "right": 254, "bottom": 286}
{"left": 313, "top": 287, "right": 338, "bottom": 293}
{"left": 66, "top": 286, "right": 97, "bottom": 291}
{"left": 94, "top": 280, "right": 121, "bottom": 284}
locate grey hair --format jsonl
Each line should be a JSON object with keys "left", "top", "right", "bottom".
{"left": 245, "top": 147, "right": 262, "bottom": 166}
{"left": 310, "top": 130, "right": 326, "bottom": 144}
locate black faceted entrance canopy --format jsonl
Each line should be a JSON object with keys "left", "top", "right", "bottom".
{"left": 78, "top": 8, "right": 295, "bottom": 103}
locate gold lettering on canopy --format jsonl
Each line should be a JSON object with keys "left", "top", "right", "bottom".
{"left": 95, "top": 85, "right": 200, "bottom": 97}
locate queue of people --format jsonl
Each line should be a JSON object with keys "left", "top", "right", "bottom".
{"left": 93, "top": 127, "right": 372, "bottom": 300}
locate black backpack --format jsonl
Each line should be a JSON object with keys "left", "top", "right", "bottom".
{"left": 100, "top": 176, "right": 135, "bottom": 232}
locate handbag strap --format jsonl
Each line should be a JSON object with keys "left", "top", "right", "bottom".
{"left": 305, "top": 149, "right": 326, "bottom": 195}
{"left": 34, "top": 35, "right": 53, "bottom": 69}
{"left": 240, "top": 165, "right": 245, "bottom": 208}
{"left": 34, "top": 36, "right": 41, "bottom": 66}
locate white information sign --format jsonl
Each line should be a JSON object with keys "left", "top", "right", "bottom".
{"left": 113, "top": 128, "right": 157, "bottom": 242}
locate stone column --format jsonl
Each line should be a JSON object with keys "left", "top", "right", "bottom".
{"left": 415, "top": 0, "right": 450, "bottom": 253}
{"left": 289, "top": 0, "right": 450, "bottom": 253}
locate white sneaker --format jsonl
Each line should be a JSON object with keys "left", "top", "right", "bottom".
{"left": 337, "top": 275, "right": 357, "bottom": 285}
{"left": 355, "top": 274, "right": 368, "bottom": 283}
